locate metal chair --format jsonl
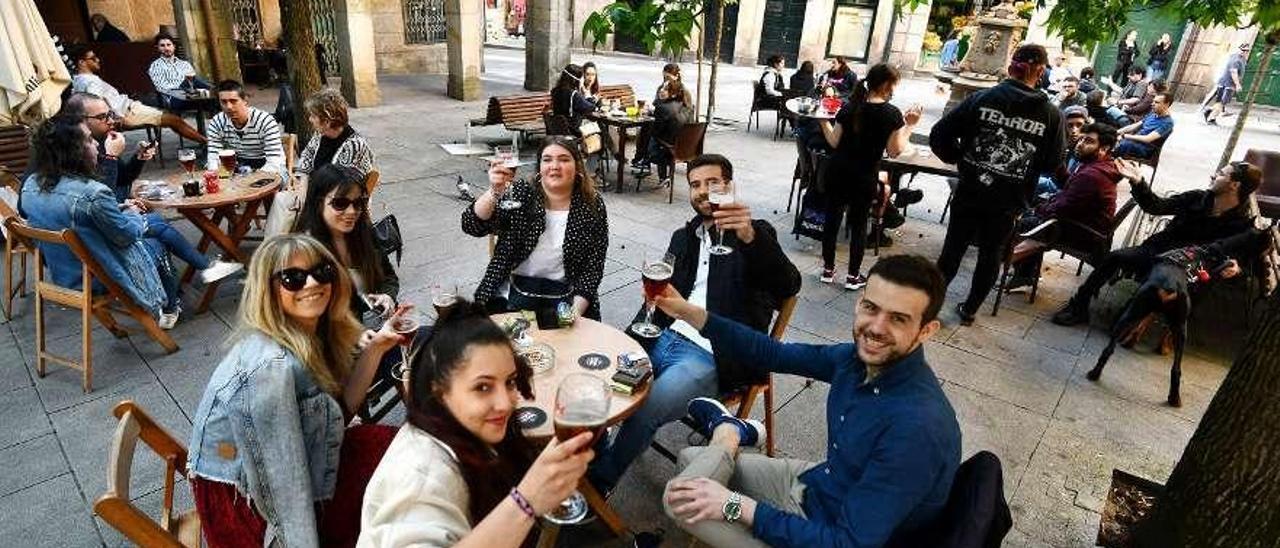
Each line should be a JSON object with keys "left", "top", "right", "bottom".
{"left": 747, "top": 81, "right": 782, "bottom": 132}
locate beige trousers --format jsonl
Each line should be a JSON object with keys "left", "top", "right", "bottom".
{"left": 663, "top": 445, "right": 815, "bottom": 547}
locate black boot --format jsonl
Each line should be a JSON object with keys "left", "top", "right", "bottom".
{"left": 1051, "top": 297, "right": 1090, "bottom": 326}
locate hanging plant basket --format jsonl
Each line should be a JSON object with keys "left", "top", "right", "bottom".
{"left": 1097, "top": 469, "right": 1165, "bottom": 548}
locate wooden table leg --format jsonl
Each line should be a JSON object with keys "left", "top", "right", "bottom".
{"left": 580, "top": 480, "right": 627, "bottom": 537}
{"left": 181, "top": 201, "right": 262, "bottom": 313}
{"left": 535, "top": 523, "right": 561, "bottom": 548}
{"left": 615, "top": 129, "right": 629, "bottom": 193}
{"left": 180, "top": 208, "right": 229, "bottom": 285}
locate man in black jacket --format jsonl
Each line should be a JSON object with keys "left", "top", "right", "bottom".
{"left": 930, "top": 44, "right": 1066, "bottom": 325}
{"left": 1052, "top": 159, "right": 1261, "bottom": 326}
{"left": 589, "top": 154, "right": 801, "bottom": 493}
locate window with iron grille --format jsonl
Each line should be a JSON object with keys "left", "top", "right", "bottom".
{"left": 229, "top": 0, "right": 264, "bottom": 45}
{"left": 403, "top": 0, "right": 447, "bottom": 44}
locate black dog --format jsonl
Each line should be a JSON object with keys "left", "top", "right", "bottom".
{"left": 1087, "top": 260, "right": 1191, "bottom": 406}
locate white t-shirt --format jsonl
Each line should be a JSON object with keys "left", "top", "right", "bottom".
{"left": 502, "top": 209, "right": 569, "bottom": 298}
{"left": 669, "top": 225, "right": 713, "bottom": 352}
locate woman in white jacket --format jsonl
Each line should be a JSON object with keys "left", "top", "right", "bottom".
{"left": 359, "top": 300, "right": 594, "bottom": 547}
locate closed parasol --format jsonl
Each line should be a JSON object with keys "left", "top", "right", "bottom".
{"left": 0, "top": 0, "right": 71, "bottom": 126}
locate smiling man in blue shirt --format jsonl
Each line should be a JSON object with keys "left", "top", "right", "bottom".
{"left": 658, "top": 254, "right": 961, "bottom": 547}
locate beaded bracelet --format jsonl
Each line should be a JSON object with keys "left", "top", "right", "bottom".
{"left": 509, "top": 487, "right": 536, "bottom": 518}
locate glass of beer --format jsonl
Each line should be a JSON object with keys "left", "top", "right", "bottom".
{"left": 431, "top": 283, "right": 459, "bottom": 320}
{"left": 389, "top": 311, "right": 422, "bottom": 383}
{"left": 217, "top": 150, "right": 237, "bottom": 179}
{"left": 708, "top": 180, "right": 736, "bottom": 255}
{"left": 630, "top": 251, "right": 675, "bottom": 338}
{"left": 545, "top": 373, "right": 610, "bottom": 525}
{"left": 178, "top": 149, "right": 197, "bottom": 182}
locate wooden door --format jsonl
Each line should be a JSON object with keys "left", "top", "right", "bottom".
{"left": 35, "top": 0, "right": 89, "bottom": 44}
{"left": 1242, "top": 36, "right": 1280, "bottom": 107}
{"left": 757, "top": 0, "right": 806, "bottom": 67}
{"left": 703, "top": 0, "right": 738, "bottom": 63}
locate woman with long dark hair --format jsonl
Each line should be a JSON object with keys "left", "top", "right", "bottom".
{"left": 550, "top": 64, "right": 597, "bottom": 135}
{"left": 462, "top": 137, "right": 609, "bottom": 320}
{"left": 646, "top": 79, "right": 695, "bottom": 185}
{"left": 819, "top": 56, "right": 857, "bottom": 97}
{"left": 292, "top": 164, "right": 398, "bottom": 319}
{"left": 816, "top": 64, "right": 921, "bottom": 290}
{"left": 1113, "top": 29, "right": 1139, "bottom": 84}
{"left": 359, "top": 300, "right": 593, "bottom": 546}
{"left": 582, "top": 62, "right": 601, "bottom": 100}
{"left": 790, "top": 60, "right": 816, "bottom": 96}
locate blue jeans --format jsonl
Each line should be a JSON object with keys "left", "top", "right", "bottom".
{"left": 589, "top": 329, "right": 719, "bottom": 491}
{"left": 144, "top": 212, "right": 210, "bottom": 270}
{"left": 1113, "top": 140, "right": 1153, "bottom": 159}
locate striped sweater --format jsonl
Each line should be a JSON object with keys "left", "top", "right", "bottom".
{"left": 206, "top": 107, "right": 286, "bottom": 173}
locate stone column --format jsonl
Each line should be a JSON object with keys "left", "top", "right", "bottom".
{"left": 447, "top": 0, "right": 485, "bottom": 100}
{"left": 523, "top": 0, "right": 572, "bottom": 91}
{"left": 333, "top": 0, "right": 382, "bottom": 106}
{"left": 732, "top": 0, "right": 767, "bottom": 66}
{"left": 170, "top": 0, "right": 240, "bottom": 82}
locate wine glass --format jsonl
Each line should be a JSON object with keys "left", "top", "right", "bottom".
{"left": 544, "top": 373, "right": 611, "bottom": 525}
{"left": 431, "top": 283, "right": 459, "bottom": 321}
{"left": 178, "top": 149, "right": 197, "bottom": 182}
{"left": 708, "top": 180, "right": 736, "bottom": 255}
{"left": 630, "top": 251, "right": 675, "bottom": 338}
{"left": 389, "top": 310, "right": 423, "bottom": 383}
{"left": 493, "top": 146, "right": 522, "bottom": 210}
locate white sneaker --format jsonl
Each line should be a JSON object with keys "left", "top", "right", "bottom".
{"left": 200, "top": 260, "right": 244, "bottom": 283}
{"left": 158, "top": 310, "right": 179, "bottom": 330}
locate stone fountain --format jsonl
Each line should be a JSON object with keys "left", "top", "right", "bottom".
{"left": 940, "top": 0, "right": 1028, "bottom": 112}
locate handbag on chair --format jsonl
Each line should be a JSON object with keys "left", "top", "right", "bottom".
{"left": 372, "top": 214, "right": 404, "bottom": 267}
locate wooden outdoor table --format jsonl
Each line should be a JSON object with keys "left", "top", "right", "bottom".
{"left": 136, "top": 170, "right": 280, "bottom": 313}
{"left": 491, "top": 313, "right": 650, "bottom": 541}
{"left": 586, "top": 110, "right": 655, "bottom": 192}
{"left": 158, "top": 89, "right": 218, "bottom": 135}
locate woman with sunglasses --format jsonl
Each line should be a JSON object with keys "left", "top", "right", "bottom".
{"left": 293, "top": 164, "right": 398, "bottom": 320}
{"left": 188, "top": 233, "right": 406, "bottom": 547}
{"left": 463, "top": 137, "right": 608, "bottom": 320}
{"left": 359, "top": 299, "right": 593, "bottom": 546}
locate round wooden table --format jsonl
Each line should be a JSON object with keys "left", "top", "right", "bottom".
{"left": 135, "top": 170, "right": 280, "bottom": 312}
{"left": 491, "top": 313, "right": 649, "bottom": 539}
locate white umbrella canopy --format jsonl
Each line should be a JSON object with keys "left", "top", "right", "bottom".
{"left": 0, "top": 0, "right": 71, "bottom": 126}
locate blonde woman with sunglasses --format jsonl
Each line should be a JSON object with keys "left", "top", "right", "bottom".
{"left": 188, "top": 233, "right": 407, "bottom": 547}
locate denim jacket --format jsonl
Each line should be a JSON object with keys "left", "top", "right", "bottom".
{"left": 19, "top": 173, "right": 165, "bottom": 316}
{"left": 189, "top": 331, "right": 346, "bottom": 547}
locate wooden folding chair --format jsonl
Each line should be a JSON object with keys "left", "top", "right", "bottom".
{"left": 282, "top": 133, "right": 298, "bottom": 174}
{"left": 3, "top": 218, "right": 179, "bottom": 392}
{"left": 364, "top": 170, "right": 381, "bottom": 195}
{"left": 652, "top": 294, "right": 799, "bottom": 460}
{"left": 0, "top": 174, "right": 31, "bottom": 320}
{"left": 95, "top": 401, "right": 201, "bottom": 548}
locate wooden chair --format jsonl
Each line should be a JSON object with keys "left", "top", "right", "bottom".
{"left": 95, "top": 400, "right": 201, "bottom": 548}
{"left": 1244, "top": 148, "right": 1280, "bottom": 224}
{"left": 363, "top": 170, "right": 381, "bottom": 196}
{"left": 283, "top": 133, "right": 297, "bottom": 174}
{"left": 0, "top": 195, "right": 31, "bottom": 320}
{"left": 3, "top": 218, "right": 179, "bottom": 392}
{"left": 641, "top": 122, "right": 708, "bottom": 204}
{"left": 992, "top": 198, "right": 1138, "bottom": 315}
{"left": 0, "top": 124, "right": 33, "bottom": 176}
{"left": 652, "top": 294, "right": 798, "bottom": 460}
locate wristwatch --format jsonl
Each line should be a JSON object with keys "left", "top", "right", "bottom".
{"left": 722, "top": 491, "right": 743, "bottom": 523}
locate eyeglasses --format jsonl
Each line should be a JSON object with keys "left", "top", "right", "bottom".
{"left": 328, "top": 196, "right": 368, "bottom": 212}
{"left": 273, "top": 261, "right": 337, "bottom": 291}
{"left": 83, "top": 112, "right": 113, "bottom": 122}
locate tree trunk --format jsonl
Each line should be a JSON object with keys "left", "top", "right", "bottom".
{"left": 1134, "top": 288, "right": 1280, "bottom": 547}
{"left": 1216, "top": 43, "right": 1274, "bottom": 170}
{"left": 705, "top": 0, "right": 725, "bottom": 122}
{"left": 695, "top": 11, "right": 704, "bottom": 116}
{"left": 279, "top": 0, "right": 324, "bottom": 144}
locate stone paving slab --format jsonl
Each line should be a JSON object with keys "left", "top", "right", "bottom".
{"left": 1, "top": 47, "right": 1271, "bottom": 546}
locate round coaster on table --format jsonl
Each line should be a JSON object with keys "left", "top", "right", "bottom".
{"left": 578, "top": 352, "right": 611, "bottom": 370}
{"left": 515, "top": 407, "right": 547, "bottom": 429}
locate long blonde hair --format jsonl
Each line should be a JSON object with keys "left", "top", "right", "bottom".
{"left": 231, "top": 234, "right": 364, "bottom": 395}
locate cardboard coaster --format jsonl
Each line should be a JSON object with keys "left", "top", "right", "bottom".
{"left": 515, "top": 407, "right": 547, "bottom": 429}
{"left": 578, "top": 352, "right": 611, "bottom": 371}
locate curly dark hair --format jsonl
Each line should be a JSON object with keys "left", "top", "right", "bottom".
{"left": 31, "top": 115, "right": 96, "bottom": 192}
{"left": 405, "top": 299, "right": 537, "bottom": 527}
{"left": 290, "top": 164, "right": 385, "bottom": 291}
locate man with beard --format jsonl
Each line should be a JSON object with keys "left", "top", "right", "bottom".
{"left": 656, "top": 254, "right": 960, "bottom": 547}
{"left": 588, "top": 154, "right": 801, "bottom": 495}
{"left": 1006, "top": 123, "right": 1122, "bottom": 293}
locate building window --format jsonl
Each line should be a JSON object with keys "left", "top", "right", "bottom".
{"left": 827, "top": 0, "right": 878, "bottom": 62}
{"left": 229, "top": 0, "right": 264, "bottom": 45}
{"left": 403, "top": 0, "right": 448, "bottom": 44}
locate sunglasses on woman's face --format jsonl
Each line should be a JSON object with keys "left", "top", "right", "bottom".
{"left": 274, "top": 261, "right": 337, "bottom": 291}
{"left": 328, "top": 196, "right": 368, "bottom": 212}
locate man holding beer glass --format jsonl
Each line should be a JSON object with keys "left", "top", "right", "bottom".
{"left": 206, "top": 80, "right": 287, "bottom": 180}
{"left": 587, "top": 154, "right": 800, "bottom": 495}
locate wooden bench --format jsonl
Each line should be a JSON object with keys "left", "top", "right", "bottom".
{"left": 466, "top": 84, "right": 637, "bottom": 145}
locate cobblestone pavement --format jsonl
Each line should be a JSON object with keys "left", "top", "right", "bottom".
{"left": 3, "top": 47, "right": 1277, "bottom": 547}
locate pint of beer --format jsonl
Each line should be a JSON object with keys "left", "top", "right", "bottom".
{"left": 217, "top": 150, "right": 237, "bottom": 179}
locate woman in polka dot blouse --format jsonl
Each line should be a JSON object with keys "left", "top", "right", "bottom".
{"left": 462, "top": 138, "right": 609, "bottom": 319}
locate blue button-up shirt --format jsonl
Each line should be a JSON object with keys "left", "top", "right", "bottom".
{"left": 701, "top": 313, "right": 961, "bottom": 547}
